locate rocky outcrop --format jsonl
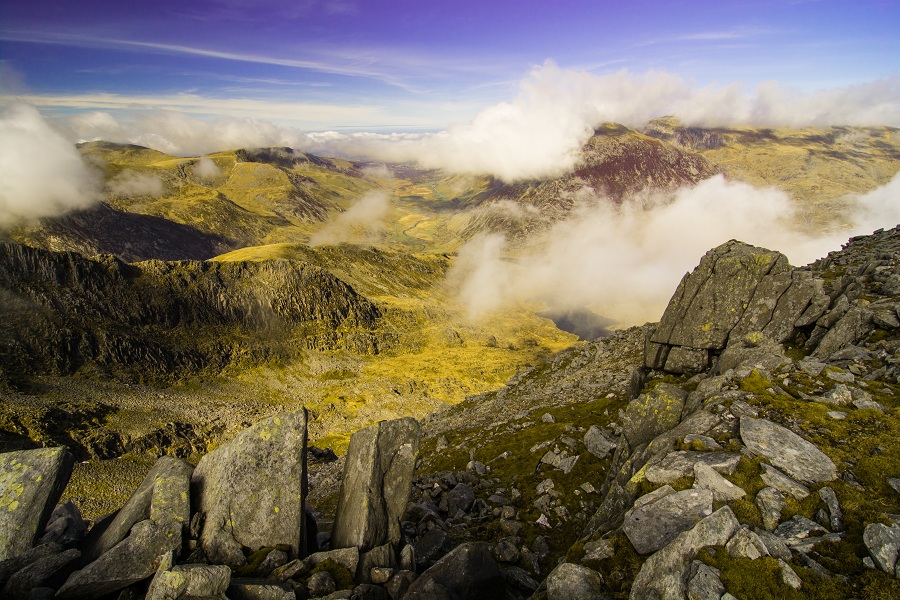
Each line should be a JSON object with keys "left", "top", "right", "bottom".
{"left": 0, "top": 447, "right": 74, "bottom": 561}
{"left": 629, "top": 507, "right": 740, "bottom": 600}
{"left": 403, "top": 542, "right": 505, "bottom": 600}
{"left": 82, "top": 455, "right": 193, "bottom": 563}
{"left": 332, "top": 417, "right": 421, "bottom": 552}
{"left": 192, "top": 409, "right": 309, "bottom": 567}
{"left": 644, "top": 240, "right": 836, "bottom": 374}
{"left": 0, "top": 242, "right": 382, "bottom": 385}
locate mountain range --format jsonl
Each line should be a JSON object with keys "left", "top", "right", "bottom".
{"left": 0, "top": 120, "right": 899, "bottom": 598}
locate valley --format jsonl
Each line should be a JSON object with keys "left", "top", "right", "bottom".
{"left": 0, "top": 121, "right": 899, "bottom": 598}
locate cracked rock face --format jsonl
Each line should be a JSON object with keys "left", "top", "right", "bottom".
{"left": 739, "top": 417, "right": 837, "bottom": 484}
{"left": 0, "top": 447, "right": 74, "bottom": 561}
{"left": 332, "top": 417, "right": 422, "bottom": 552}
{"left": 191, "top": 408, "right": 309, "bottom": 568}
{"left": 644, "top": 240, "right": 832, "bottom": 374}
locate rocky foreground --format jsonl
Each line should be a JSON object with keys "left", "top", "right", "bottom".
{"left": 3, "top": 227, "right": 900, "bottom": 599}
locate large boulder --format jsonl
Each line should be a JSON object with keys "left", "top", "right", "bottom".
{"left": 0, "top": 447, "right": 74, "bottom": 561}
{"left": 57, "top": 519, "right": 182, "bottom": 599}
{"left": 82, "top": 455, "right": 193, "bottom": 563}
{"left": 192, "top": 408, "right": 309, "bottom": 568}
{"left": 404, "top": 542, "right": 505, "bottom": 600}
{"left": 332, "top": 417, "right": 421, "bottom": 551}
{"left": 646, "top": 241, "right": 791, "bottom": 372}
{"left": 630, "top": 506, "right": 740, "bottom": 600}
{"left": 739, "top": 417, "right": 837, "bottom": 484}
{"left": 620, "top": 384, "right": 686, "bottom": 448}
{"left": 545, "top": 562, "right": 607, "bottom": 600}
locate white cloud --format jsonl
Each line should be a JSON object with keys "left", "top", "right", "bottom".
{"left": 849, "top": 172, "right": 900, "bottom": 234}
{"left": 318, "top": 64, "right": 900, "bottom": 182}
{"left": 108, "top": 170, "right": 165, "bottom": 197}
{"left": 192, "top": 157, "right": 223, "bottom": 180}
{"left": 0, "top": 103, "right": 100, "bottom": 227}
{"left": 448, "top": 176, "right": 850, "bottom": 325}
{"left": 308, "top": 190, "right": 391, "bottom": 246}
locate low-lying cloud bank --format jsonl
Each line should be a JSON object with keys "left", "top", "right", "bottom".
{"left": 448, "top": 174, "right": 900, "bottom": 327}
{"left": 46, "top": 63, "right": 900, "bottom": 183}
{"left": 308, "top": 190, "right": 391, "bottom": 246}
{"left": 0, "top": 104, "right": 100, "bottom": 227}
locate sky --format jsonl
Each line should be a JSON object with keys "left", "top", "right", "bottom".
{"left": 2, "top": 0, "right": 899, "bottom": 135}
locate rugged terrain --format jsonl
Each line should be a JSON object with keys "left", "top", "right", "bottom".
{"left": 1, "top": 124, "right": 899, "bottom": 597}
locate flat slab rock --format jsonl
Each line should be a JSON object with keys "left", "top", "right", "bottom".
{"left": 192, "top": 409, "right": 309, "bottom": 567}
{"left": 644, "top": 451, "right": 741, "bottom": 485}
{"left": 0, "top": 447, "right": 74, "bottom": 561}
{"left": 740, "top": 417, "right": 837, "bottom": 484}
{"left": 624, "top": 488, "right": 714, "bottom": 554}
{"left": 630, "top": 506, "right": 741, "bottom": 600}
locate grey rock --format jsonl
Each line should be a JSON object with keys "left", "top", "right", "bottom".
{"left": 821, "top": 384, "right": 852, "bottom": 406}
{"left": 466, "top": 460, "right": 486, "bottom": 476}
{"left": 306, "top": 547, "right": 360, "bottom": 576}
{"left": 813, "top": 307, "right": 874, "bottom": 358}
{"left": 824, "top": 367, "right": 855, "bottom": 383}
{"left": 664, "top": 346, "right": 709, "bottom": 374}
{"left": 798, "top": 358, "right": 828, "bottom": 376}
{"left": 192, "top": 409, "right": 309, "bottom": 567}
{"left": 228, "top": 578, "right": 296, "bottom": 600}
{"left": 755, "top": 530, "right": 792, "bottom": 561}
{"left": 37, "top": 501, "right": 86, "bottom": 548}
{"left": 644, "top": 451, "right": 741, "bottom": 484}
{"left": 760, "top": 463, "right": 810, "bottom": 500}
{"left": 57, "top": 519, "right": 182, "bottom": 599}
{"left": 630, "top": 507, "right": 741, "bottom": 600}
{"left": 83, "top": 455, "right": 193, "bottom": 563}
{"left": 257, "top": 549, "right": 289, "bottom": 577}
{"left": 584, "top": 426, "right": 617, "bottom": 459}
{"left": 403, "top": 542, "right": 504, "bottom": 600}
{"left": 444, "top": 484, "right": 475, "bottom": 516}
{"left": 740, "top": 417, "right": 837, "bottom": 484}
{"left": 413, "top": 528, "right": 451, "bottom": 569}
{"left": 332, "top": 418, "right": 421, "bottom": 552}
{"left": 775, "top": 516, "right": 828, "bottom": 541}
{"left": 863, "top": 523, "right": 900, "bottom": 575}
{"left": 358, "top": 543, "right": 396, "bottom": 583}
{"left": 687, "top": 560, "right": 724, "bottom": 600}
{"left": 308, "top": 571, "right": 337, "bottom": 597}
{"left": 492, "top": 538, "right": 519, "bottom": 564}
{"left": 715, "top": 333, "right": 788, "bottom": 376}
{"left": 369, "top": 567, "right": 393, "bottom": 584}
{"left": 726, "top": 527, "right": 770, "bottom": 560}
{"left": 778, "top": 558, "right": 802, "bottom": 590}
{"left": 384, "top": 570, "right": 416, "bottom": 600}
{"left": 621, "top": 384, "right": 687, "bottom": 448}
{"left": 624, "top": 488, "right": 714, "bottom": 554}
{"left": 146, "top": 561, "right": 231, "bottom": 600}
{"left": 0, "top": 447, "right": 74, "bottom": 561}
{"left": 0, "top": 543, "right": 63, "bottom": 588}
{"left": 501, "top": 566, "right": 538, "bottom": 595}
{"left": 683, "top": 435, "right": 722, "bottom": 451}
{"left": 399, "top": 544, "right": 415, "bottom": 572}
{"left": 888, "top": 478, "right": 900, "bottom": 495}
{"left": 546, "top": 562, "right": 605, "bottom": 600}
{"left": 693, "top": 462, "right": 745, "bottom": 501}
{"left": 351, "top": 583, "right": 390, "bottom": 600}
{"left": 756, "top": 487, "right": 785, "bottom": 532}
{"left": 541, "top": 413, "right": 556, "bottom": 423}
{"left": 583, "top": 538, "right": 615, "bottom": 561}
{"left": 827, "top": 411, "right": 847, "bottom": 420}
{"left": 819, "top": 487, "right": 843, "bottom": 532}
{"left": 650, "top": 241, "right": 790, "bottom": 352}
{"left": 1, "top": 548, "right": 80, "bottom": 600}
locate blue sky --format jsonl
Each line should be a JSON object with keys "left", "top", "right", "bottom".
{"left": 2, "top": 0, "right": 898, "bottom": 132}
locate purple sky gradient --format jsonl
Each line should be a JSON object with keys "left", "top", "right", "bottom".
{"left": 1, "top": 0, "right": 898, "bottom": 131}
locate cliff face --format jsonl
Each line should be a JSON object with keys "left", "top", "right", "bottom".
{"left": 0, "top": 242, "right": 382, "bottom": 384}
